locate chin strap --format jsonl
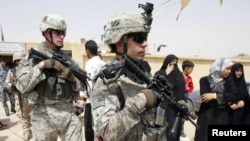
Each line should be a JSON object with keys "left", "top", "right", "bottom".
{"left": 43, "top": 30, "right": 62, "bottom": 48}
{"left": 122, "top": 35, "right": 128, "bottom": 55}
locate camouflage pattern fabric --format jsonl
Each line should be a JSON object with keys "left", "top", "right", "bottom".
{"left": 15, "top": 42, "right": 86, "bottom": 141}
{"left": 31, "top": 103, "right": 82, "bottom": 141}
{"left": 5, "top": 63, "right": 33, "bottom": 140}
{"left": 16, "top": 101, "right": 32, "bottom": 129}
{"left": 0, "top": 66, "right": 15, "bottom": 116}
{"left": 16, "top": 97, "right": 33, "bottom": 141}
{"left": 91, "top": 61, "right": 167, "bottom": 141}
{"left": 5, "top": 66, "right": 33, "bottom": 140}
{"left": 1, "top": 88, "right": 15, "bottom": 115}
{"left": 104, "top": 12, "right": 151, "bottom": 45}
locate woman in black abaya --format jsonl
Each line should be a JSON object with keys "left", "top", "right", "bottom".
{"left": 154, "top": 54, "right": 185, "bottom": 141}
{"left": 229, "top": 63, "right": 249, "bottom": 124}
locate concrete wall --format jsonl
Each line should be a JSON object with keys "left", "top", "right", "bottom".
{"left": 26, "top": 42, "right": 250, "bottom": 91}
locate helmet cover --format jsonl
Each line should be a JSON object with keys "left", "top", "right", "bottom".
{"left": 39, "top": 14, "right": 67, "bottom": 32}
{"left": 104, "top": 12, "right": 151, "bottom": 45}
{"left": 13, "top": 53, "right": 25, "bottom": 62}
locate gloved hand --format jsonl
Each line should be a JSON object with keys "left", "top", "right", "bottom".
{"left": 38, "top": 59, "right": 64, "bottom": 70}
{"left": 140, "top": 89, "right": 160, "bottom": 108}
{"left": 38, "top": 59, "right": 75, "bottom": 81}
{"left": 56, "top": 67, "right": 75, "bottom": 82}
{"left": 178, "top": 100, "right": 188, "bottom": 110}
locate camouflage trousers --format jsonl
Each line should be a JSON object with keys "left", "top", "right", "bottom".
{"left": 31, "top": 103, "right": 83, "bottom": 141}
{"left": 15, "top": 96, "right": 32, "bottom": 132}
{"left": 0, "top": 89, "right": 15, "bottom": 116}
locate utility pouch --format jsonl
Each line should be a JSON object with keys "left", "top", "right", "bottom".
{"left": 141, "top": 108, "right": 156, "bottom": 127}
{"left": 38, "top": 76, "right": 73, "bottom": 102}
{"left": 142, "top": 126, "right": 167, "bottom": 141}
{"left": 56, "top": 78, "right": 65, "bottom": 98}
{"left": 44, "top": 77, "right": 57, "bottom": 99}
{"left": 142, "top": 129, "right": 157, "bottom": 141}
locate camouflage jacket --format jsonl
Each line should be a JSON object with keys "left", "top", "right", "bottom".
{"left": 91, "top": 61, "right": 167, "bottom": 141}
{"left": 15, "top": 42, "right": 86, "bottom": 104}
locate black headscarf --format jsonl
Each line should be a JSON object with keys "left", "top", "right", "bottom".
{"left": 155, "top": 54, "right": 185, "bottom": 100}
{"left": 230, "top": 63, "right": 249, "bottom": 100}
{"left": 155, "top": 54, "right": 185, "bottom": 141}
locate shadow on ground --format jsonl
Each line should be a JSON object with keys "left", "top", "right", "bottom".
{"left": 1, "top": 118, "right": 19, "bottom": 128}
{"left": 0, "top": 136, "right": 9, "bottom": 141}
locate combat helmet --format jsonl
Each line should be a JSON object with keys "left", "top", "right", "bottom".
{"left": 104, "top": 2, "right": 153, "bottom": 53}
{"left": 13, "top": 53, "right": 25, "bottom": 63}
{"left": 104, "top": 12, "right": 151, "bottom": 45}
{"left": 39, "top": 14, "right": 67, "bottom": 32}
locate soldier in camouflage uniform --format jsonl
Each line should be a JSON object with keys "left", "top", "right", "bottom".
{"left": 0, "top": 58, "right": 16, "bottom": 116}
{"left": 5, "top": 53, "right": 33, "bottom": 141}
{"left": 15, "top": 14, "right": 87, "bottom": 141}
{"left": 90, "top": 4, "right": 168, "bottom": 141}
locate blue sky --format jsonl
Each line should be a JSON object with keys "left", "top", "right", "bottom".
{"left": 1, "top": 0, "right": 250, "bottom": 58}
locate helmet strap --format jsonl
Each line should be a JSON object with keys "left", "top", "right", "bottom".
{"left": 45, "top": 30, "right": 63, "bottom": 48}
{"left": 122, "top": 35, "right": 128, "bottom": 54}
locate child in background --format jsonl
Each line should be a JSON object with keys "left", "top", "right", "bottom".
{"left": 180, "top": 60, "right": 195, "bottom": 137}
{"left": 182, "top": 60, "right": 195, "bottom": 97}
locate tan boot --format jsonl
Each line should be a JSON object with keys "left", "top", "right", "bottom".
{"left": 23, "top": 129, "right": 32, "bottom": 141}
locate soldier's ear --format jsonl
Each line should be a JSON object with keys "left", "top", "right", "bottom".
{"left": 116, "top": 40, "right": 123, "bottom": 47}
{"left": 116, "top": 41, "right": 124, "bottom": 51}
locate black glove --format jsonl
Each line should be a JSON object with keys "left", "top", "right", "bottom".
{"left": 140, "top": 89, "right": 160, "bottom": 108}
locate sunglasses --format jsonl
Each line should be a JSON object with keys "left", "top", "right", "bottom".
{"left": 51, "top": 29, "right": 66, "bottom": 36}
{"left": 128, "top": 33, "right": 148, "bottom": 44}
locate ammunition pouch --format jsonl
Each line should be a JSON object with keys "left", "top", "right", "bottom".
{"left": 141, "top": 106, "right": 167, "bottom": 128}
{"left": 141, "top": 108, "right": 157, "bottom": 127}
{"left": 36, "top": 76, "right": 75, "bottom": 103}
{"left": 142, "top": 125, "right": 167, "bottom": 141}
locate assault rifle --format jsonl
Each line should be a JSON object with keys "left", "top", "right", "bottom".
{"left": 28, "top": 48, "right": 90, "bottom": 84}
{"left": 123, "top": 55, "right": 199, "bottom": 136}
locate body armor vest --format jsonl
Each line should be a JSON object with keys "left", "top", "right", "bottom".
{"left": 33, "top": 45, "right": 77, "bottom": 104}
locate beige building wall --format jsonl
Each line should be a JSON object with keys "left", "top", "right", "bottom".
{"left": 26, "top": 42, "right": 250, "bottom": 91}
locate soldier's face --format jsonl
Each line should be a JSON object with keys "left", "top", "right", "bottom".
{"left": 126, "top": 33, "right": 148, "bottom": 62}
{"left": 44, "top": 29, "right": 65, "bottom": 51}
{"left": 15, "top": 60, "right": 21, "bottom": 66}
{"left": 51, "top": 29, "right": 65, "bottom": 47}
